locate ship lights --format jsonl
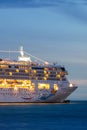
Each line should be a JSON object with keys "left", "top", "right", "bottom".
{"left": 45, "top": 84, "right": 50, "bottom": 89}
{"left": 44, "top": 68, "right": 48, "bottom": 71}
{"left": 25, "top": 69, "right": 29, "bottom": 73}
{"left": 45, "top": 74, "right": 49, "bottom": 77}
{"left": 22, "top": 80, "right": 27, "bottom": 87}
{"left": 56, "top": 74, "right": 60, "bottom": 79}
{"left": 29, "top": 83, "right": 35, "bottom": 91}
{"left": 44, "top": 61, "right": 49, "bottom": 65}
{"left": 16, "top": 69, "right": 19, "bottom": 73}
{"left": 38, "top": 83, "right": 50, "bottom": 90}
{"left": 9, "top": 72, "right": 12, "bottom": 76}
{"left": 69, "top": 83, "right": 73, "bottom": 87}
{"left": 33, "top": 70, "right": 37, "bottom": 74}
{"left": 44, "top": 77, "right": 47, "bottom": 80}
{"left": 14, "top": 86, "right": 18, "bottom": 91}
{"left": 44, "top": 70, "right": 47, "bottom": 74}
{"left": 54, "top": 84, "right": 59, "bottom": 91}
{"left": 2, "top": 83, "right": 5, "bottom": 86}
{"left": 2, "top": 79, "right": 7, "bottom": 87}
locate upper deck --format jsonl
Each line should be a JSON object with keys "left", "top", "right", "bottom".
{"left": 0, "top": 47, "right": 68, "bottom": 81}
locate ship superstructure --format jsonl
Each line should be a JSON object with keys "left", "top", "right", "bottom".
{"left": 0, "top": 47, "right": 77, "bottom": 103}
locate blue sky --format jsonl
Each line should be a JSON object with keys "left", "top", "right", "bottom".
{"left": 0, "top": 0, "right": 87, "bottom": 100}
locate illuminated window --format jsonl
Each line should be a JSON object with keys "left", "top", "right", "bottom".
{"left": 14, "top": 86, "right": 18, "bottom": 91}
{"left": 44, "top": 70, "right": 47, "bottom": 74}
{"left": 45, "top": 74, "right": 49, "bottom": 77}
{"left": 56, "top": 74, "right": 60, "bottom": 78}
{"left": 25, "top": 69, "right": 28, "bottom": 73}
{"left": 16, "top": 69, "right": 19, "bottom": 73}
{"left": 54, "top": 84, "right": 59, "bottom": 91}
{"left": 23, "top": 80, "right": 27, "bottom": 85}
{"left": 38, "top": 83, "right": 50, "bottom": 90}
{"left": 45, "top": 84, "right": 50, "bottom": 90}
{"left": 38, "top": 83, "right": 44, "bottom": 90}
{"left": 44, "top": 68, "right": 48, "bottom": 71}
{"left": 0, "top": 65, "right": 8, "bottom": 69}
{"left": 27, "top": 80, "right": 31, "bottom": 84}
{"left": 29, "top": 83, "right": 35, "bottom": 91}
{"left": 33, "top": 70, "right": 37, "bottom": 74}
{"left": 9, "top": 72, "right": 12, "bottom": 76}
{"left": 43, "top": 77, "right": 47, "bottom": 80}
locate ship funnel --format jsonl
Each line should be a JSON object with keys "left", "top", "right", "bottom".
{"left": 18, "top": 46, "right": 31, "bottom": 62}
{"left": 20, "top": 46, "right": 24, "bottom": 57}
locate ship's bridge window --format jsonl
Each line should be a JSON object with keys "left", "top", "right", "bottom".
{"left": 38, "top": 83, "right": 50, "bottom": 90}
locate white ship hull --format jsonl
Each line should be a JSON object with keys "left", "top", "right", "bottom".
{"left": 0, "top": 47, "right": 78, "bottom": 103}
{"left": 0, "top": 81, "right": 77, "bottom": 103}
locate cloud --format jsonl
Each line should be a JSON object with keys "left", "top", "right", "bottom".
{"left": 0, "top": 0, "right": 86, "bottom": 8}
{"left": 61, "top": 3, "right": 87, "bottom": 23}
{"left": 0, "top": 0, "right": 87, "bottom": 23}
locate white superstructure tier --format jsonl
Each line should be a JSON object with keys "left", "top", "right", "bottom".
{"left": 0, "top": 47, "right": 77, "bottom": 103}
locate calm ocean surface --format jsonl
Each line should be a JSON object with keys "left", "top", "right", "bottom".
{"left": 0, "top": 101, "right": 87, "bottom": 130}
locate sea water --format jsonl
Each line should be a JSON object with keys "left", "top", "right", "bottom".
{"left": 0, "top": 101, "right": 87, "bottom": 130}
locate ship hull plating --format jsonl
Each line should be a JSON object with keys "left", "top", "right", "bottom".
{"left": 0, "top": 83, "right": 77, "bottom": 103}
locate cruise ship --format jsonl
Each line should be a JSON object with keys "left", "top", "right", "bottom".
{"left": 0, "top": 47, "right": 77, "bottom": 103}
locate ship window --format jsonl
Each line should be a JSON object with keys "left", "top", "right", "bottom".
{"left": 15, "top": 66, "right": 19, "bottom": 68}
{"left": 9, "top": 65, "right": 11, "bottom": 68}
{"left": 16, "top": 69, "right": 19, "bottom": 73}
{"left": 45, "top": 84, "right": 50, "bottom": 90}
{"left": 25, "top": 69, "right": 29, "bottom": 73}
{"left": 9, "top": 72, "right": 12, "bottom": 76}
{"left": 0, "top": 65, "right": 8, "bottom": 69}
{"left": 44, "top": 68, "right": 48, "bottom": 71}
{"left": 38, "top": 83, "right": 44, "bottom": 90}
{"left": 32, "top": 67, "right": 44, "bottom": 70}
{"left": 61, "top": 67, "right": 65, "bottom": 71}
{"left": 43, "top": 77, "right": 47, "bottom": 80}
{"left": 38, "top": 83, "right": 50, "bottom": 90}
{"left": 14, "top": 86, "right": 18, "bottom": 91}
{"left": 56, "top": 74, "right": 60, "bottom": 79}
{"left": 29, "top": 83, "right": 35, "bottom": 91}
{"left": 54, "top": 84, "right": 59, "bottom": 91}
{"left": 44, "top": 70, "right": 47, "bottom": 74}
{"left": 33, "top": 69, "right": 37, "bottom": 74}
